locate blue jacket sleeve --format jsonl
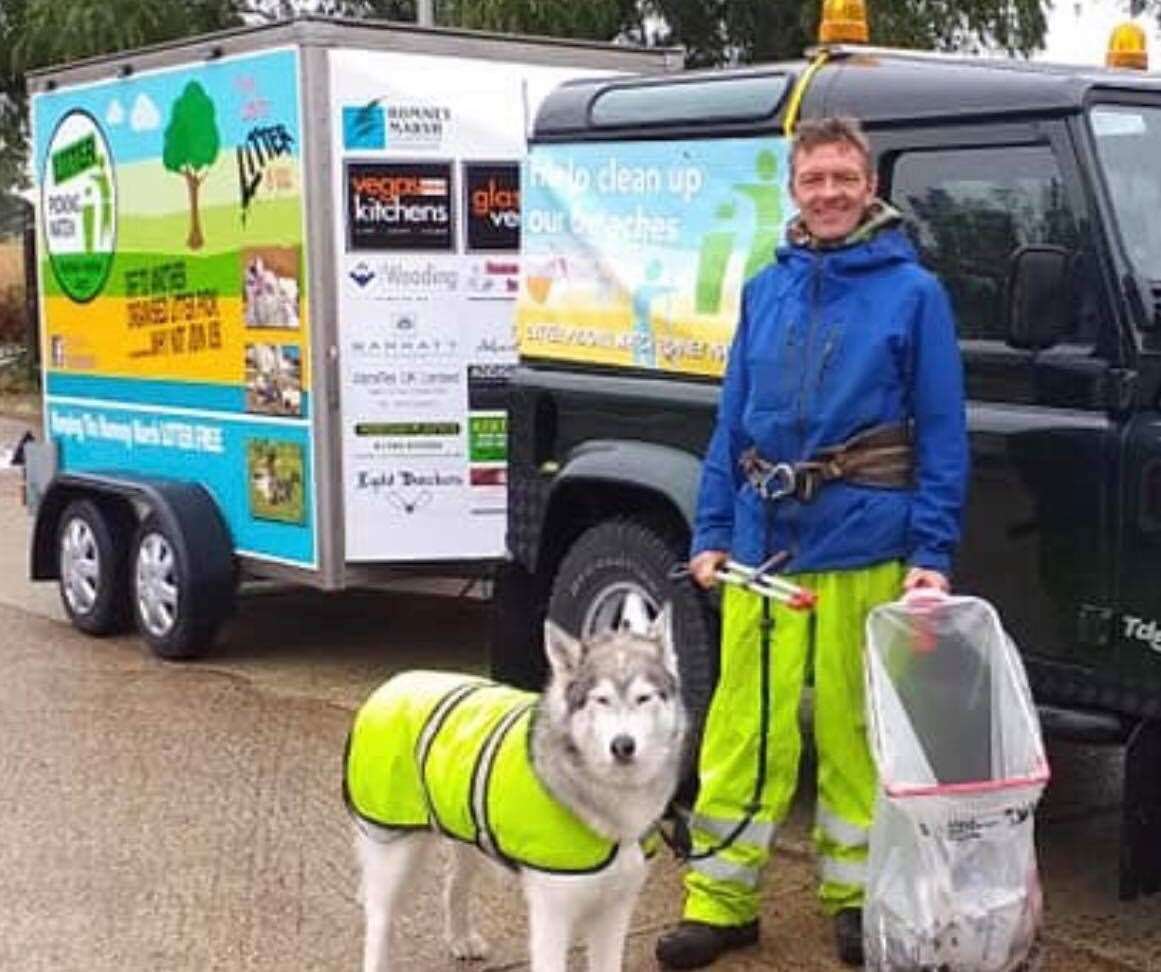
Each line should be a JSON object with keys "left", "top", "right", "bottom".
{"left": 690, "top": 288, "right": 753, "bottom": 558}
{"left": 907, "top": 275, "right": 969, "bottom": 574}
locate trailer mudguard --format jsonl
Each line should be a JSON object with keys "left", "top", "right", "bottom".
{"left": 32, "top": 473, "right": 235, "bottom": 612}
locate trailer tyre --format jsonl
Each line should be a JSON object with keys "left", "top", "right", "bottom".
{"left": 547, "top": 517, "right": 718, "bottom": 777}
{"left": 130, "top": 512, "right": 223, "bottom": 660}
{"left": 56, "top": 498, "right": 132, "bottom": 636}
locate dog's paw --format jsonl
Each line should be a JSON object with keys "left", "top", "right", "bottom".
{"left": 447, "top": 931, "right": 490, "bottom": 961}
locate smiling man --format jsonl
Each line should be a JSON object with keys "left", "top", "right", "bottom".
{"left": 655, "top": 117, "right": 969, "bottom": 969}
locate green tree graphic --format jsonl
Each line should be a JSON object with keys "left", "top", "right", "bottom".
{"left": 162, "top": 81, "right": 220, "bottom": 250}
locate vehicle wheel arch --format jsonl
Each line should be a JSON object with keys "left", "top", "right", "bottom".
{"left": 534, "top": 439, "right": 702, "bottom": 580}
{"left": 33, "top": 479, "right": 138, "bottom": 581}
{"left": 32, "top": 474, "right": 236, "bottom": 657}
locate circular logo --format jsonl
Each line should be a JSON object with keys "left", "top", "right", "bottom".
{"left": 41, "top": 109, "right": 117, "bottom": 304}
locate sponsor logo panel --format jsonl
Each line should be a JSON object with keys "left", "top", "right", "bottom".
{"left": 346, "top": 160, "right": 455, "bottom": 252}
{"left": 465, "top": 258, "right": 519, "bottom": 299}
{"left": 463, "top": 161, "right": 519, "bottom": 253}
{"left": 342, "top": 102, "right": 386, "bottom": 150}
{"left": 344, "top": 256, "right": 459, "bottom": 300}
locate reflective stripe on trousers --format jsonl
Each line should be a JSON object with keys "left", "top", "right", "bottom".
{"left": 683, "top": 560, "right": 904, "bottom": 926}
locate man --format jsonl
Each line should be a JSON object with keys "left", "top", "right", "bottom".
{"left": 655, "top": 116, "right": 968, "bottom": 969}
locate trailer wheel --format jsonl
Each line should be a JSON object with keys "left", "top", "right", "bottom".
{"left": 547, "top": 517, "right": 718, "bottom": 777}
{"left": 130, "top": 512, "right": 223, "bottom": 660}
{"left": 56, "top": 498, "right": 132, "bottom": 636}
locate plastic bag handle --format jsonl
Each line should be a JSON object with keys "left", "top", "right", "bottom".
{"left": 901, "top": 587, "right": 948, "bottom": 654}
{"left": 901, "top": 587, "right": 950, "bottom": 606}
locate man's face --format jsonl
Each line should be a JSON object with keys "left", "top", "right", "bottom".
{"left": 790, "top": 141, "right": 876, "bottom": 243}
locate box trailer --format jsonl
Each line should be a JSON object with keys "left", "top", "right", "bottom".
{"left": 23, "top": 16, "right": 677, "bottom": 658}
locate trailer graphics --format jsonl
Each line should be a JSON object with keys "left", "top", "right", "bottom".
{"left": 41, "top": 109, "right": 117, "bottom": 303}
{"left": 34, "top": 47, "right": 314, "bottom": 565}
{"left": 24, "top": 19, "right": 665, "bottom": 662}
{"left": 517, "top": 137, "right": 792, "bottom": 377}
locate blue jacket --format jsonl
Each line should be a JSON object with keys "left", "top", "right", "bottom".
{"left": 691, "top": 225, "right": 968, "bottom": 574}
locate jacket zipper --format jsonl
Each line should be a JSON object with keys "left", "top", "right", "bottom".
{"left": 817, "top": 332, "right": 837, "bottom": 391}
{"left": 796, "top": 257, "right": 823, "bottom": 454}
{"left": 786, "top": 256, "right": 824, "bottom": 564}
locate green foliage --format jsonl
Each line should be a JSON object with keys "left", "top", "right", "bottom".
{"left": 161, "top": 81, "right": 221, "bottom": 248}
{"left": 163, "top": 82, "right": 222, "bottom": 176}
{"left": 254, "top": 0, "right": 417, "bottom": 16}
{"left": 0, "top": 0, "right": 1057, "bottom": 200}
{"left": 866, "top": 0, "right": 1048, "bottom": 56}
{"left": 436, "top": 0, "right": 639, "bottom": 39}
{"left": 0, "top": 0, "right": 241, "bottom": 196}
{"left": 0, "top": 0, "right": 31, "bottom": 191}
{"left": 424, "top": 0, "right": 1050, "bottom": 68}
{"left": 648, "top": 0, "right": 1048, "bottom": 66}
{"left": 11, "top": 0, "right": 242, "bottom": 72}
{"left": 424, "top": 0, "right": 1052, "bottom": 65}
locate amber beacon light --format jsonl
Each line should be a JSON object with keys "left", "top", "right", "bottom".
{"left": 1107, "top": 21, "right": 1148, "bottom": 70}
{"left": 818, "top": 0, "right": 869, "bottom": 44}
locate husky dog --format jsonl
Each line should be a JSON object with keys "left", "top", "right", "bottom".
{"left": 347, "top": 607, "right": 687, "bottom": 972}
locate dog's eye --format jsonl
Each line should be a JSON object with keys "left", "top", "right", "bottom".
{"left": 592, "top": 694, "right": 612, "bottom": 706}
{"left": 635, "top": 693, "right": 653, "bottom": 706}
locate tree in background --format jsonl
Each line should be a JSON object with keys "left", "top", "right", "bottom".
{"left": 163, "top": 82, "right": 222, "bottom": 251}
{"left": 0, "top": 0, "right": 241, "bottom": 193}
{"left": 437, "top": 0, "right": 643, "bottom": 41}
{"left": 436, "top": 0, "right": 1048, "bottom": 66}
{"left": 0, "top": 0, "right": 32, "bottom": 194}
{"left": 13, "top": 0, "right": 241, "bottom": 68}
{"left": 244, "top": 0, "right": 416, "bottom": 18}
{"left": 0, "top": 0, "right": 1055, "bottom": 199}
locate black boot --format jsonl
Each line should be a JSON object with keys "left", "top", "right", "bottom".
{"left": 834, "top": 908, "right": 864, "bottom": 966}
{"left": 655, "top": 920, "right": 760, "bottom": 969}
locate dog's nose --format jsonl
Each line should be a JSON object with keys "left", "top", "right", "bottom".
{"left": 611, "top": 734, "right": 636, "bottom": 763}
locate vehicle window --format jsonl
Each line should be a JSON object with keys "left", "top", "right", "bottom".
{"left": 1091, "top": 105, "right": 1161, "bottom": 281}
{"left": 589, "top": 74, "right": 789, "bottom": 128}
{"left": 889, "top": 145, "right": 1100, "bottom": 347}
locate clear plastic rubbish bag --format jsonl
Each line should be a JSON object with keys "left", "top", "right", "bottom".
{"left": 863, "top": 593, "right": 1050, "bottom": 972}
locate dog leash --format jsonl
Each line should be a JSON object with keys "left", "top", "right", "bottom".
{"left": 659, "top": 554, "right": 817, "bottom": 862}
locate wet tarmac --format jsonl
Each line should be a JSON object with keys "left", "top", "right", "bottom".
{"left": 1, "top": 410, "right": 1160, "bottom": 971}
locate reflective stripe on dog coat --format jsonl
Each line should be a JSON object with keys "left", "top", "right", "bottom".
{"left": 344, "top": 670, "right": 652, "bottom": 874}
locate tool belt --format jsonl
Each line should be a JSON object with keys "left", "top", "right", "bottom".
{"left": 740, "top": 423, "right": 913, "bottom": 503}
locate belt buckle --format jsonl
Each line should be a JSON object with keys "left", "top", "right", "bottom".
{"left": 760, "top": 462, "right": 796, "bottom": 501}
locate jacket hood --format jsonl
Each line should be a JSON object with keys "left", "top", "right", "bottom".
{"left": 778, "top": 200, "right": 916, "bottom": 275}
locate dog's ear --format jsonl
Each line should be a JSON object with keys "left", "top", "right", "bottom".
{"left": 544, "top": 619, "right": 584, "bottom": 675}
{"left": 648, "top": 602, "right": 679, "bottom": 678}
{"left": 618, "top": 593, "right": 652, "bottom": 635}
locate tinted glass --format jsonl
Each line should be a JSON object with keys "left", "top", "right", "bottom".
{"left": 590, "top": 75, "right": 789, "bottom": 128}
{"left": 890, "top": 145, "right": 1096, "bottom": 346}
{"left": 1091, "top": 104, "right": 1161, "bottom": 281}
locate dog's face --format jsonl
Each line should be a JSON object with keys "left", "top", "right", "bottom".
{"left": 542, "top": 606, "right": 686, "bottom": 785}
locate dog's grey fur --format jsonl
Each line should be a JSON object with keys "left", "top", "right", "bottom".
{"left": 355, "top": 605, "right": 687, "bottom": 972}
{"left": 533, "top": 613, "right": 685, "bottom": 842}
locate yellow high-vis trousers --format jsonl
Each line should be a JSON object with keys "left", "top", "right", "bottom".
{"left": 683, "top": 560, "right": 904, "bottom": 926}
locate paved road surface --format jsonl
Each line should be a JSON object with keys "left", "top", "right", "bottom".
{"left": 1, "top": 409, "right": 1159, "bottom": 970}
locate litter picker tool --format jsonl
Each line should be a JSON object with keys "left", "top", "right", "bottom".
{"left": 659, "top": 552, "right": 816, "bottom": 862}
{"left": 669, "top": 551, "right": 818, "bottom": 611}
